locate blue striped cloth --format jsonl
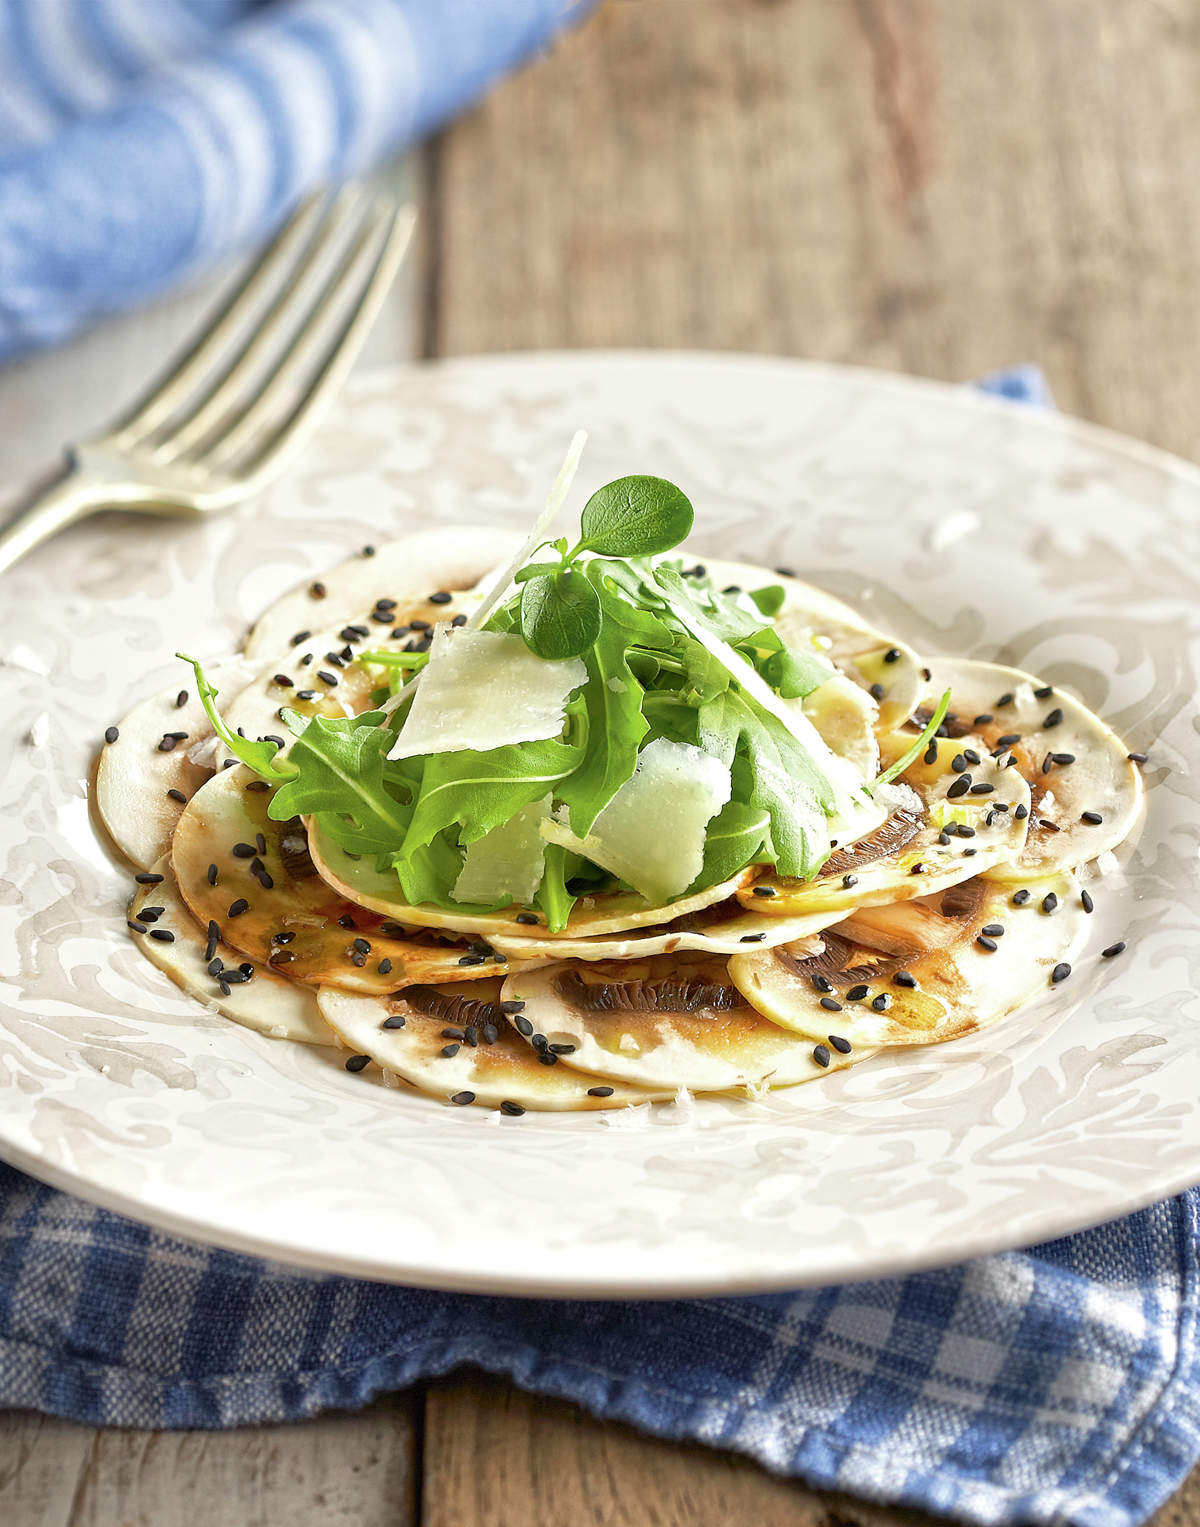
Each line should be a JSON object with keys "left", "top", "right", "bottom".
{"left": 0, "top": 0, "right": 594, "bottom": 356}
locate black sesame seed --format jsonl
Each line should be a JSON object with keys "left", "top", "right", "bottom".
{"left": 350, "top": 952, "right": 366, "bottom": 968}
{"left": 1043, "top": 707, "right": 1063, "bottom": 728}
{"left": 381, "top": 1013, "right": 406, "bottom": 1030}
{"left": 1128, "top": 751, "right": 1148, "bottom": 764}
{"left": 530, "top": 1033, "right": 548, "bottom": 1051}
{"left": 1034, "top": 685, "right": 1054, "bottom": 700}
{"left": 996, "top": 692, "right": 1015, "bottom": 707}
{"left": 499, "top": 999, "right": 526, "bottom": 1014}
{"left": 1081, "top": 810, "right": 1104, "bottom": 825}
{"left": 345, "top": 1054, "right": 370, "bottom": 1073}
{"left": 996, "top": 733, "right": 1021, "bottom": 747}
{"left": 923, "top": 667, "right": 933, "bottom": 682}
{"left": 134, "top": 872, "right": 164, "bottom": 884}
{"left": 869, "top": 682, "right": 885, "bottom": 701}
{"left": 812, "top": 974, "right": 834, "bottom": 993}
{"left": 1042, "top": 752, "right": 1055, "bottom": 775}
{"left": 457, "top": 954, "right": 485, "bottom": 967}
{"left": 1040, "top": 818, "right": 1061, "bottom": 832}
{"left": 828, "top": 1035, "right": 853, "bottom": 1054}
{"left": 752, "top": 885, "right": 777, "bottom": 898}
{"left": 962, "top": 749, "right": 982, "bottom": 766}
{"left": 104, "top": 725, "right": 119, "bottom": 744}
{"left": 587, "top": 1086, "right": 615, "bottom": 1098}
{"left": 218, "top": 979, "right": 231, "bottom": 996}
{"left": 819, "top": 997, "right": 843, "bottom": 1012}
{"left": 549, "top": 1042, "right": 576, "bottom": 1055}
{"left": 812, "top": 1044, "right": 831, "bottom": 1068}
{"left": 938, "top": 830, "right": 952, "bottom": 846}
{"left": 441, "top": 1026, "right": 465, "bottom": 1041}
{"left": 1081, "top": 890, "right": 1094, "bottom": 914}
{"left": 500, "top": 1101, "right": 525, "bottom": 1116}
{"left": 842, "top": 874, "right": 859, "bottom": 888}
{"left": 924, "top": 743, "right": 939, "bottom": 766}
{"left": 884, "top": 648, "right": 901, "bottom": 664}
{"left": 451, "top": 613, "right": 468, "bottom": 627}
{"left": 127, "top": 920, "right": 147, "bottom": 934}
{"left": 409, "top": 618, "right": 432, "bottom": 632}
{"left": 1012, "top": 889, "right": 1032, "bottom": 906}
{"left": 775, "top": 566, "right": 796, "bottom": 577}
{"left": 1102, "top": 941, "right": 1126, "bottom": 959}
{"left": 482, "top": 1023, "right": 499, "bottom": 1044}
{"left": 222, "top": 759, "right": 237, "bottom": 769}
{"left": 317, "top": 670, "right": 338, "bottom": 686}
{"left": 515, "top": 913, "right": 539, "bottom": 925}
{"left": 1042, "top": 892, "right": 1059, "bottom": 913}
{"left": 1014, "top": 804, "right": 1029, "bottom": 820}
{"left": 290, "top": 630, "right": 311, "bottom": 646}
{"left": 537, "top": 1052, "right": 558, "bottom": 1066}
{"left": 157, "top": 736, "right": 177, "bottom": 752}
{"left": 429, "top": 590, "right": 452, "bottom": 605}
{"left": 377, "top": 958, "right": 393, "bottom": 975}
{"left": 847, "top": 984, "right": 868, "bottom": 1001}
{"left": 271, "top": 931, "right": 295, "bottom": 945}
{"left": 310, "top": 582, "right": 326, "bottom": 598}
{"left": 973, "top": 714, "right": 993, "bottom": 727}
{"left": 947, "top": 775, "right": 972, "bottom": 799}
{"left": 514, "top": 1016, "right": 534, "bottom": 1037}
{"left": 450, "top": 1091, "right": 474, "bottom": 1106}
{"left": 148, "top": 929, "right": 175, "bottom": 943}
{"left": 441, "top": 1043, "right": 460, "bottom": 1058}
{"left": 464, "top": 1026, "right": 480, "bottom": 1047}
{"left": 951, "top": 754, "right": 969, "bottom": 774}
{"left": 295, "top": 689, "right": 318, "bottom": 701}
{"left": 351, "top": 936, "right": 371, "bottom": 954}
{"left": 893, "top": 971, "right": 916, "bottom": 988}
{"left": 228, "top": 898, "right": 249, "bottom": 918}
{"left": 970, "top": 783, "right": 995, "bottom": 795}
{"left": 739, "top": 932, "right": 766, "bottom": 943}
{"left": 1052, "top": 753, "right": 1076, "bottom": 766}
{"left": 166, "top": 788, "right": 186, "bottom": 804}
{"left": 871, "top": 993, "right": 891, "bottom": 1011}
{"left": 232, "top": 843, "right": 255, "bottom": 859}
{"left": 1051, "top": 962, "right": 1072, "bottom": 985}
{"left": 222, "top": 969, "right": 248, "bottom": 985}
{"left": 976, "top": 935, "right": 998, "bottom": 952}
{"left": 981, "top": 923, "right": 1004, "bottom": 937}
{"left": 207, "top": 957, "right": 223, "bottom": 977}
{"left": 139, "top": 906, "right": 163, "bottom": 922}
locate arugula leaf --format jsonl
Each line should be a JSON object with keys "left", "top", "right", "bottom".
{"left": 177, "top": 652, "right": 294, "bottom": 781}
{"left": 519, "top": 568, "right": 602, "bottom": 660}
{"left": 401, "top": 734, "right": 583, "bottom": 854}
{"left": 687, "top": 799, "right": 771, "bottom": 894}
{"left": 391, "top": 830, "right": 468, "bottom": 909}
{"left": 575, "top": 476, "right": 694, "bottom": 557}
{"left": 735, "top": 627, "right": 832, "bottom": 699}
{"left": 748, "top": 584, "right": 786, "bottom": 618}
{"left": 699, "top": 689, "right": 828, "bottom": 879}
{"left": 534, "top": 842, "right": 577, "bottom": 932}
{"left": 267, "top": 714, "right": 411, "bottom": 858}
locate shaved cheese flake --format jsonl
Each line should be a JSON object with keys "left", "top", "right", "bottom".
{"left": 387, "top": 628, "right": 585, "bottom": 760}
{"left": 542, "top": 738, "right": 731, "bottom": 904}
{"left": 453, "top": 794, "right": 552, "bottom": 906}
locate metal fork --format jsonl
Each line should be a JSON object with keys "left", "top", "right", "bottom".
{"left": 0, "top": 187, "right": 416, "bottom": 576}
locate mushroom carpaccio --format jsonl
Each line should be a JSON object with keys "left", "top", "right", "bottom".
{"left": 107, "top": 501, "right": 1143, "bottom": 1114}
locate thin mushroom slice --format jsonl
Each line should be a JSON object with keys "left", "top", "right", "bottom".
{"left": 309, "top": 824, "right": 761, "bottom": 939}
{"left": 318, "top": 981, "right": 669, "bottom": 1110}
{"left": 489, "top": 901, "right": 828, "bottom": 961}
{"left": 699, "top": 556, "right": 923, "bottom": 731}
{"left": 171, "top": 767, "right": 546, "bottom": 993}
{"left": 729, "top": 871, "right": 1088, "bottom": 1048}
{"left": 244, "top": 527, "right": 522, "bottom": 660}
{"left": 95, "top": 658, "right": 258, "bottom": 869}
{"left": 914, "top": 658, "right": 1143, "bottom": 880}
{"left": 129, "top": 859, "right": 332, "bottom": 1045}
{"left": 736, "top": 743, "right": 1031, "bottom": 921}
{"left": 499, "top": 953, "right": 873, "bottom": 1092}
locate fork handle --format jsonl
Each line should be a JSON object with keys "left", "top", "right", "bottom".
{"left": 0, "top": 470, "right": 106, "bottom": 577}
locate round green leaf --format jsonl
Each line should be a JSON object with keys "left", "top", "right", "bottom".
{"left": 520, "top": 570, "right": 602, "bottom": 660}
{"left": 578, "top": 476, "right": 694, "bottom": 557}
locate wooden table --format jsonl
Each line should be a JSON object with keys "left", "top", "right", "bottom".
{"left": 2, "top": 3, "right": 1198, "bottom": 1522}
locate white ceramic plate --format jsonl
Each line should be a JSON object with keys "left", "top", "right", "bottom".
{"left": 1, "top": 352, "right": 1197, "bottom": 1298}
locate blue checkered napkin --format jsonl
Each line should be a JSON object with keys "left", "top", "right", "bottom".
{"left": 3, "top": 371, "right": 1198, "bottom": 1527}
{"left": 0, "top": 0, "right": 595, "bottom": 356}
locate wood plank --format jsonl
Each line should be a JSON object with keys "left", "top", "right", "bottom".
{"left": 431, "top": 0, "right": 1200, "bottom": 461}
{"left": 0, "top": 1397, "right": 419, "bottom": 1527}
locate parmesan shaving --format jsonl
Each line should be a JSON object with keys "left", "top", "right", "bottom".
{"left": 387, "top": 628, "right": 585, "bottom": 760}
{"left": 541, "top": 738, "right": 731, "bottom": 904}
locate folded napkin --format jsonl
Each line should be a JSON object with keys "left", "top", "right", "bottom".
{"left": 0, "top": 0, "right": 594, "bottom": 357}
{"left": 2, "top": 372, "right": 1197, "bottom": 1527}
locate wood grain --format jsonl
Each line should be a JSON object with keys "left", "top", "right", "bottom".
{"left": 431, "top": 0, "right": 1200, "bottom": 461}
{"left": 0, "top": 1398, "right": 419, "bottom": 1527}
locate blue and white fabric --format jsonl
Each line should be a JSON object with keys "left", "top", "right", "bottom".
{"left": 0, "top": 0, "right": 595, "bottom": 357}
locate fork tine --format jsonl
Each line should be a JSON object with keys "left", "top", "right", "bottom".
{"left": 108, "top": 191, "right": 331, "bottom": 444}
{"left": 201, "top": 202, "right": 416, "bottom": 479}
{"left": 149, "top": 185, "right": 370, "bottom": 464}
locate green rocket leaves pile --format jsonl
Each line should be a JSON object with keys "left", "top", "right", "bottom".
{"left": 182, "top": 474, "right": 944, "bottom": 930}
